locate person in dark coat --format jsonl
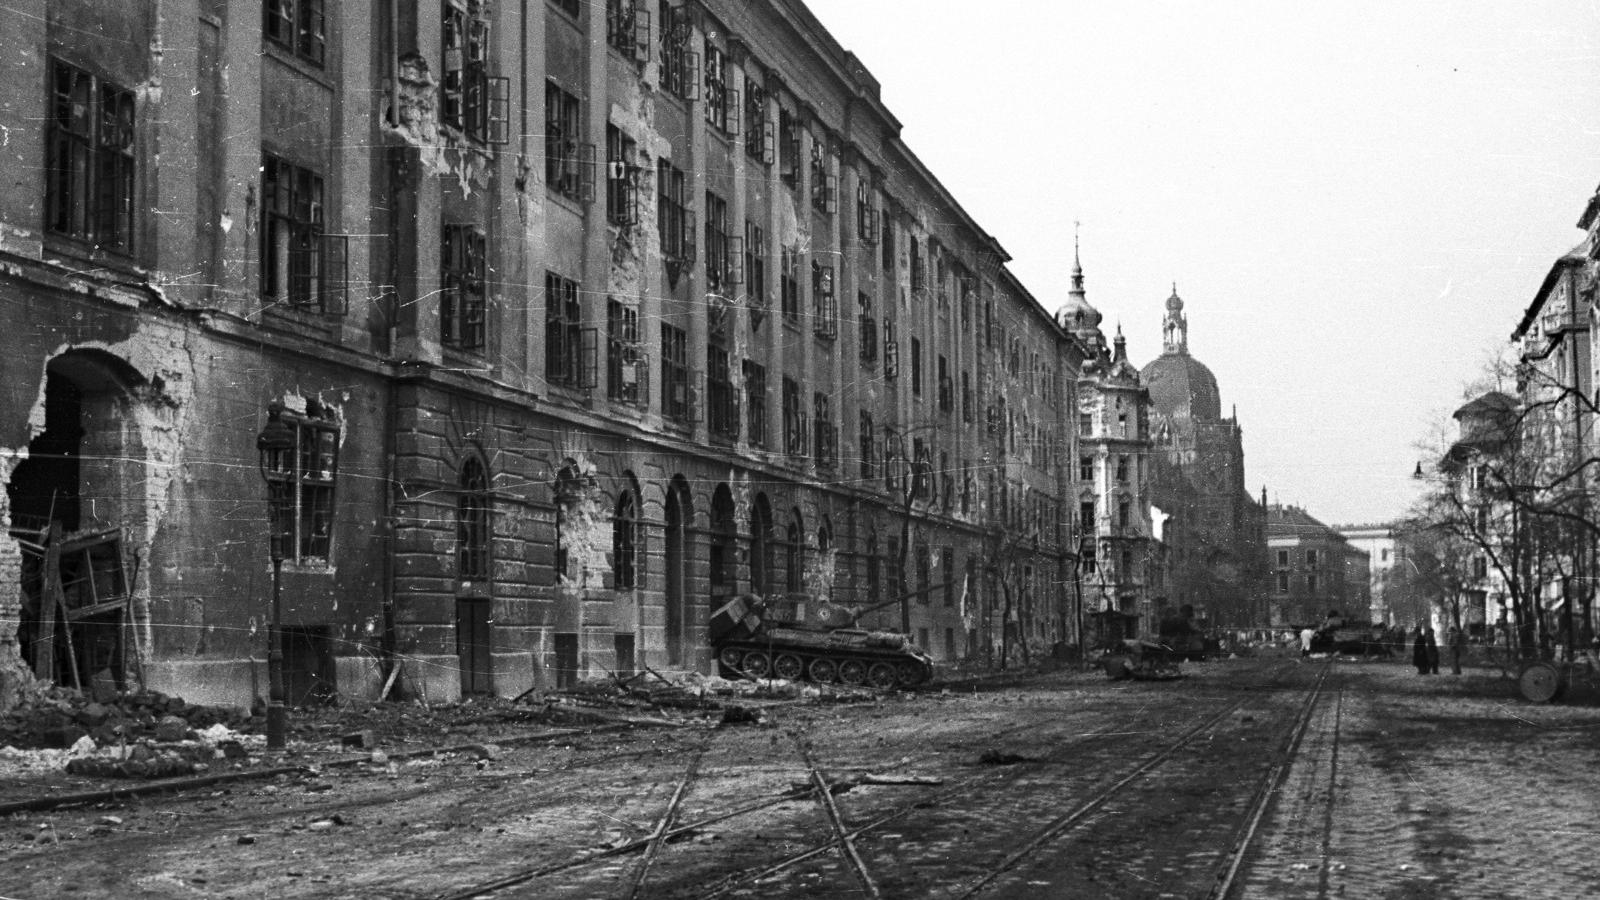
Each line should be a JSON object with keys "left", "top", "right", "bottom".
{"left": 1412, "top": 626, "right": 1429, "bottom": 675}
{"left": 1425, "top": 628, "right": 1440, "bottom": 674}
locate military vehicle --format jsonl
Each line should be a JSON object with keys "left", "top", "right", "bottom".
{"left": 709, "top": 593, "right": 934, "bottom": 689}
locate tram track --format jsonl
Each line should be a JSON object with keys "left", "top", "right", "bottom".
{"left": 430, "top": 660, "right": 1317, "bottom": 900}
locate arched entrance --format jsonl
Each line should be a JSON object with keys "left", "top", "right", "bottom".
{"left": 6, "top": 350, "right": 146, "bottom": 689}
{"left": 749, "top": 493, "right": 773, "bottom": 596}
{"left": 709, "top": 483, "right": 736, "bottom": 606}
{"left": 663, "top": 477, "right": 692, "bottom": 666}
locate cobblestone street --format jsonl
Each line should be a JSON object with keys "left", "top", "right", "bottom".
{"left": 3, "top": 657, "right": 1597, "bottom": 898}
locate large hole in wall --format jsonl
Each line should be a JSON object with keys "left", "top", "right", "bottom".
{"left": 6, "top": 351, "right": 146, "bottom": 691}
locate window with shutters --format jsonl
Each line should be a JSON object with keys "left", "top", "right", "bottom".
{"left": 605, "top": 125, "right": 640, "bottom": 227}
{"left": 809, "top": 137, "right": 835, "bottom": 214}
{"left": 703, "top": 43, "right": 737, "bottom": 134}
{"left": 606, "top": 0, "right": 650, "bottom": 61}
{"left": 545, "top": 81, "right": 590, "bottom": 201}
{"left": 658, "top": 1, "right": 697, "bottom": 100}
{"left": 744, "top": 82, "right": 773, "bottom": 163}
{"left": 441, "top": 224, "right": 487, "bottom": 351}
{"left": 778, "top": 109, "right": 800, "bottom": 188}
{"left": 705, "top": 190, "right": 731, "bottom": 290}
{"left": 442, "top": 1, "right": 508, "bottom": 144}
{"left": 656, "top": 159, "right": 691, "bottom": 264}
{"left": 544, "top": 272, "right": 586, "bottom": 388}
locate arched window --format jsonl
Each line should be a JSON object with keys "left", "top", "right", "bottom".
{"left": 613, "top": 487, "right": 638, "bottom": 590}
{"left": 786, "top": 514, "right": 803, "bottom": 593}
{"left": 457, "top": 457, "right": 490, "bottom": 581}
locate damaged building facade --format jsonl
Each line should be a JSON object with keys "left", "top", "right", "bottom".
{"left": 0, "top": 0, "right": 1136, "bottom": 710}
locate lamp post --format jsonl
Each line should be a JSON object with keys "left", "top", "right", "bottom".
{"left": 256, "top": 403, "right": 296, "bottom": 750}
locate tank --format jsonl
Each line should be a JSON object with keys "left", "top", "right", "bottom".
{"left": 709, "top": 594, "right": 934, "bottom": 689}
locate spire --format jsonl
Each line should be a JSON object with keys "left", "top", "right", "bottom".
{"left": 1112, "top": 323, "right": 1128, "bottom": 363}
{"left": 1070, "top": 221, "right": 1085, "bottom": 297}
{"left": 1161, "top": 283, "right": 1189, "bottom": 356}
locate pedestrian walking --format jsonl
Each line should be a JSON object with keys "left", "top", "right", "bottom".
{"left": 1412, "top": 626, "right": 1429, "bottom": 675}
{"left": 1425, "top": 628, "right": 1440, "bottom": 674}
{"left": 1299, "top": 626, "right": 1315, "bottom": 658}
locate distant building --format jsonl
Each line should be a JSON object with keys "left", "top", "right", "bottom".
{"left": 1057, "top": 250, "right": 1158, "bottom": 640}
{"left": 1338, "top": 524, "right": 1405, "bottom": 625}
{"left": 1140, "top": 288, "right": 1269, "bottom": 630}
{"left": 1266, "top": 505, "right": 1370, "bottom": 627}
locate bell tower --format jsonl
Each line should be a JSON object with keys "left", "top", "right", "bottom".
{"left": 1162, "top": 283, "right": 1188, "bottom": 356}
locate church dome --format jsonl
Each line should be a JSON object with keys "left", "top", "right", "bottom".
{"left": 1140, "top": 353, "right": 1222, "bottom": 422}
{"left": 1140, "top": 285, "right": 1221, "bottom": 421}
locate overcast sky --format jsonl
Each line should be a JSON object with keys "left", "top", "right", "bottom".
{"left": 802, "top": 0, "right": 1600, "bottom": 527}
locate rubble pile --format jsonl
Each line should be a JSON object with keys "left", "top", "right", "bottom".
{"left": 0, "top": 684, "right": 254, "bottom": 751}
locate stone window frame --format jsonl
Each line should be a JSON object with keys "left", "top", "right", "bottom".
{"left": 46, "top": 58, "right": 136, "bottom": 255}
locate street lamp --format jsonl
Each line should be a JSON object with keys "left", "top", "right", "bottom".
{"left": 256, "top": 402, "right": 296, "bottom": 750}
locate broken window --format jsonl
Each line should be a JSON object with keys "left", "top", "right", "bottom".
{"left": 605, "top": 125, "right": 640, "bottom": 227}
{"left": 703, "top": 42, "right": 737, "bottom": 133}
{"left": 661, "top": 323, "right": 690, "bottom": 421}
{"left": 607, "top": 299, "right": 646, "bottom": 405}
{"left": 545, "top": 81, "right": 592, "bottom": 201}
{"left": 262, "top": 402, "right": 340, "bottom": 562}
{"left": 880, "top": 210, "right": 894, "bottom": 271}
{"left": 553, "top": 0, "right": 581, "bottom": 18}
{"left": 809, "top": 136, "right": 835, "bottom": 214}
{"left": 545, "top": 271, "right": 590, "bottom": 389}
{"left": 856, "top": 178, "right": 878, "bottom": 245}
{"left": 813, "top": 392, "right": 835, "bottom": 467}
{"left": 915, "top": 542, "right": 930, "bottom": 604}
{"left": 909, "top": 236, "right": 925, "bottom": 292}
{"left": 656, "top": 159, "right": 692, "bottom": 267}
{"left": 441, "top": 1, "right": 508, "bottom": 144}
{"left": 707, "top": 345, "right": 738, "bottom": 441}
{"left": 811, "top": 262, "right": 836, "bottom": 340}
{"left": 46, "top": 60, "right": 135, "bottom": 253}
{"left": 858, "top": 292, "right": 877, "bottom": 367}
{"left": 782, "top": 377, "right": 807, "bottom": 458}
{"left": 744, "top": 221, "right": 767, "bottom": 323}
{"left": 658, "top": 1, "right": 698, "bottom": 100}
{"left": 456, "top": 457, "right": 490, "bottom": 582}
{"left": 606, "top": 0, "right": 650, "bottom": 61}
{"left": 962, "top": 372, "right": 973, "bottom": 424}
{"left": 261, "top": 154, "right": 341, "bottom": 314}
{"left": 882, "top": 320, "right": 899, "bottom": 380}
{"left": 744, "top": 81, "right": 773, "bottom": 164}
{"left": 264, "top": 0, "right": 325, "bottom": 66}
{"left": 442, "top": 224, "right": 487, "bottom": 351}
{"left": 778, "top": 108, "right": 800, "bottom": 188}
{"left": 704, "top": 190, "right": 731, "bottom": 290}
{"left": 742, "top": 360, "right": 767, "bottom": 448}
{"left": 780, "top": 248, "right": 800, "bottom": 324}
{"left": 942, "top": 548, "right": 955, "bottom": 605}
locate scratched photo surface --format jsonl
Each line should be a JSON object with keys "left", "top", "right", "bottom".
{"left": 1, "top": 2, "right": 1598, "bottom": 898}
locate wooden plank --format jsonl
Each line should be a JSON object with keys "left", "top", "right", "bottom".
{"left": 31, "top": 525, "right": 62, "bottom": 681}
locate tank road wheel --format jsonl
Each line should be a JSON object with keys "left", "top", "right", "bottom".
{"left": 894, "top": 661, "right": 926, "bottom": 688}
{"left": 742, "top": 651, "right": 771, "bottom": 678}
{"left": 837, "top": 659, "right": 868, "bottom": 685}
{"left": 866, "top": 662, "right": 898, "bottom": 689}
{"left": 808, "top": 657, "right": 838, "bottom": 684}
{"left": 773, "top": 653, "right": 804, "bottom": 681}
{"left": 718, "top": 647, "right": 746, "bottom": 671}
